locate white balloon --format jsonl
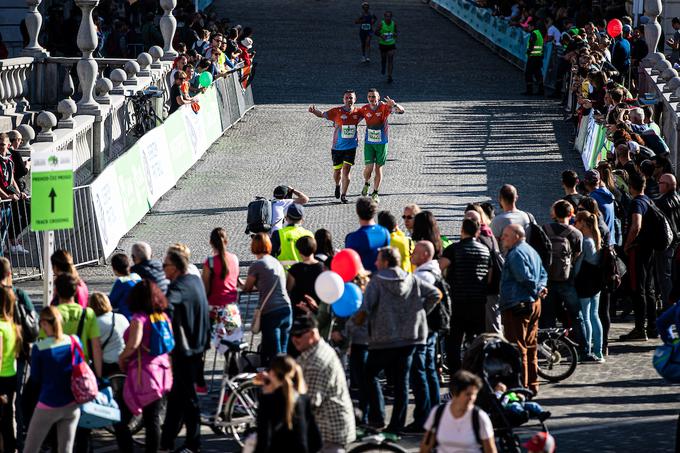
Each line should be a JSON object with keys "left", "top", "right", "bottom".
{"left": 314, "top": 271, "right": 345, "bottom": 304}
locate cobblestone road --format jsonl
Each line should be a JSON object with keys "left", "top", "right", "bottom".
{"left": 54, "top": 0, "right": 678, "bottom": 451}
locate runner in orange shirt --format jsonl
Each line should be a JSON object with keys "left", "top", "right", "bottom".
{"left": 308, "top": 90, "right": 365, "bottom": 204}
{"left": 358, "top": 88, "right": 404, "bottom": 203}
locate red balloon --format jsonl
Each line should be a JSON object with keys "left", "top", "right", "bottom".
{"left": 607, "top": 19, "right": 623, "bottom": 38}
{"left": 331, "top": 249, "right": 363, "bottom": 282}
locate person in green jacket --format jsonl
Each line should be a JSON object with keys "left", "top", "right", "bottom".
{"left": 523, "top": 21, "right": 545, "bottom": 95}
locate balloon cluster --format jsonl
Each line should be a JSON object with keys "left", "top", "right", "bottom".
{"left": 313, "top": 249, "right": 364, "bottom": 317}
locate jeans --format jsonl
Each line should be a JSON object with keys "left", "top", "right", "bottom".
{"left": 579, "top": 292, "right": 603, "bottom": 358}
{"left": 160, "top": 353, "right": 203, "bottom": 451}
{"left": 629, "top": 246, "right": 656, "bottom": 330}
{"left": 365, "top": 345, "right": 416, "bottom": 432}
{"left": 502, "top": 299, "right": 541, "bottom": 393}
{"left": 260, "top": 305, "right": 292, "bottom": 366}
{"left": 410, "top": 332, "right": 440, "bottom": 427}
{"left": 542, "top": 280, "right": 587, "bottom": 356}
{"left": 349, "top": 344, "right": 370, "bottom": 424}
{"left": 115, "top": 397, "right": 163, "bottom": 452}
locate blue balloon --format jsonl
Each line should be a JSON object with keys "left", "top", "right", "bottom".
{"left": 332, "top": 282, "right": 363, "bottom": 317}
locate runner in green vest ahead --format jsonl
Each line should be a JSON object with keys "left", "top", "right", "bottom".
{"left": 376, "top": 11, "right": 397, "bottom": 83}
{"left": 523, "top": 21, "right": 545, "bottom": 96}
{"left": 270, "top": 203, "right": 313, "bottom": 268}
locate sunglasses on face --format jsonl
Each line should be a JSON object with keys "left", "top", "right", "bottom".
{"left": 402, "top": 215, "right": 414, "bottom": 220}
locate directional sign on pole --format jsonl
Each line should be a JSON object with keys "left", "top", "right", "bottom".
{"left": 31, "top": 150, "right": 74, "bottom": 231}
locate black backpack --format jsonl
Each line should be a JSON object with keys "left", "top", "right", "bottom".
{"left": 599, "top": 245, "right": 625, "bottom": 291}
{"left": 245, "top": 197, "right": 272, "bottom": 234}
{"left": 428, "top": 403, "right": 482, "bottom": 448}
{"left": 424, "top": 271, "right": 452, "bottom": 335}
{"left": 526, "top": 214, "right": 553, "bottom": 271}
{"left": 639, "top": 199, "right": 673, "bottom": 251}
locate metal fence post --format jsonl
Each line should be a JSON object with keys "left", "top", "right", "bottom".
{"left": 42, "top": 230, "right": 53, "bottom": 305}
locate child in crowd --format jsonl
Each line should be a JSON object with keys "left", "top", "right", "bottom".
{"left": 494, "top": 382, "right": 551, "bottom": 421}
{"left": 108, "top": 253, "right": 141, "bottom": 320}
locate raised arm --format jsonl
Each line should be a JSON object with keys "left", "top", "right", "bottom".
{"left": 308, "top": 105, "right": 324, "bottom": 118}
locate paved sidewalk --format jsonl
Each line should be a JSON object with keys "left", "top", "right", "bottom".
{"left": 20, "top": 0, "right": 676, "bottom": 451}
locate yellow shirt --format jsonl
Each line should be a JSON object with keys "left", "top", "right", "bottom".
{"left": 0, "top": 319, "right": 17, "bottom": 377}
{"left": 390, "top": 230, "right": 412, "bottom": 273}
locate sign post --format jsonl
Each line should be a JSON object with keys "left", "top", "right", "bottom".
{"left": 31, "top": 150, "right": 74, "bottom": 305}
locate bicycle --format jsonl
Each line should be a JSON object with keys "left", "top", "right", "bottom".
{"left": 537, "top": 327, "right": 579, "bottom": 382}
{"left": 125, "top": 88, "right": 164, "bottom": 137}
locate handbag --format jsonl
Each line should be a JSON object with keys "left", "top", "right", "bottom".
{"left": 78, "top": 386, "right": 121, "bottom": 428}
{"left": 251, "top": 282, "right": 278, "bottom": 335}
{"left": 70, "top": 336, "right": 98, "bottom": 404}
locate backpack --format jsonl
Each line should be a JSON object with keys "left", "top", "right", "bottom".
{"left": 148, "top": 313, "right": 175, "bottom": 356}
{"left": 427, "top": 403, "right": 482, "bottom": 449}
{"left": 13, "top": 289, "right": 38, "bottom": 357}
{"left": 542, "top": 223, "right": 573, "bottom": 282}
{"left": 653, "top": 341, "right": 680, "bottom": 383}
{"left": 639, "top": 199, "right": 674, "bottom": 251}
{"left": 526, "top": 214, "right": 552, "bottom": 271}
{"left": 424, "top": 271, "right": 452, "bottom": 335}
{"left": 245, "top": 197, "right": 272, "bottom": 234}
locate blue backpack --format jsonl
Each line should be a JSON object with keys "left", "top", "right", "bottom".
{"left": 148, "top": 313, "right": 175, "bottom": 356}
{"left": 653, "top": 341, "right": 680, "bottom": 383}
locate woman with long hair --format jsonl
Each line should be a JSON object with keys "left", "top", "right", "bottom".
{"left": 88, "top": 292, "right": 129, "bottom": 377}
{"left": 242, "top": 233, "right": 292, "bottom": 365}
{"left": 574, "top": 211, "right": 605, "bottom": 363}
{"left": 51, "top": 249, "right": 89, "bottom": 307}
{"left": 0, "top": 286, "right": 20, "bottom": 452}
{"left": 24, "top": 307, "right": 80, "bottom": 453}
{"left": 313, "top": 229, "right": 336, "bottom": 269}
{"left": 254, "top": 355, "right": 320, "bottom": 453}
{"left": 412, "top": 211, "right": 443, "bottom": 258}
{"left": 115, "top": 280, "right": 173, "bottom": 452}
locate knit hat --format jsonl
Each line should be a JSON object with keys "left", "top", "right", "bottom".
{"left": 584, "top": 169, "right": 601, "bottom": 185}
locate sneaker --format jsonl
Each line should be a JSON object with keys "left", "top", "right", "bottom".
{"left": 361, "top": 182, "right": 370, "bottom": 196}
{"left": 341, "top": 195, "right": 349, "bottom": 204}
{"left": 195, "top": 385, "right": 208, "bottom": 395}
{"left": 619, "top": 328, "right": 648, "bottom": 341}
{"left": 400, "top": 423, "right": 426, "bottom": 435}
{"left": 334, "top": 185, "right": 341, "bottom": 199}
{"left": 366, "top": 57, "right": 371, "bottom": 62}
{"left": 371, "top": 191, "right": 380, "bottom": 203}
{"left": 581, "top": 354, "right": 604, "bottom": 363}
{"left": 10, "top": 244, "right": 28, "bottom": 255}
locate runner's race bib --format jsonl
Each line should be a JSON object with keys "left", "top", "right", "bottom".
{"left": 367, "top": 129, "right": 382, "bottom": 143}
{"left": 383, "top": 33, "right": 393, "bottom": 41}
{"left": 341, "top": 125, "right": 356, "bottom": 139}
{"left": 361, "top": 23, "right": 372, "bottom": 30}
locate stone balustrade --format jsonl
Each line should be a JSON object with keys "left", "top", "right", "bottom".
{"left": 0, "top": 57, "right": 33, "bottom": 115}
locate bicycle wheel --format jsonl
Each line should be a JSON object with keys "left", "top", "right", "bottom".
{"left": 537, "top": 337, "right": 578, "bottom": 382}
{"left": 348, "top": 442, "right": 409, "bottom": 453}
{"left": 218, "top": 380, "right": 261, "bottom": 445}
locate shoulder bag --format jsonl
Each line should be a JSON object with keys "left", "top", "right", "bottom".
{"left": 251, "top": 281, "right": 278, "bottom": 335}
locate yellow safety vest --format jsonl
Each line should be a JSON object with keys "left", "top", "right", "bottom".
{"left": 527, "top": 29, "right": 544, "bottom": 57}
{"left": 277, "top": 225, "right": 313, "bottom": 267}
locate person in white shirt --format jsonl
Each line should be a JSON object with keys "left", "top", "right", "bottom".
{"left": 546, "top": 16, "right": 562, "bottom": 44}
{"left": 270, "top": 185, "right": 309, "bottom": 234}
{"left": 88, "top": 292, "right": 130, "bottom": 376}
{"left": 420, "top": 370, "right": 496, "bottom": 453}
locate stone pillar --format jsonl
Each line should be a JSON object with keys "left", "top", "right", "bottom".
{"left": 160, "top": 0, "right": 178, "bottom": 61}
{"left": 137, "top": 53, "right": 153, "bottom": 78}
{"left": 643, "top": 0, "right": 665, "bottom": 68}
{"left": 74, "top": 0, "right": 101, "bottom": 116}
{"left": 23, "top": 0, "right": 49, "bottom": 57}
{"left": 149, "top": 46, "right": 164, "bottom": 69}
{"left": 34, "top": 111, "right": 57, "bottom": 143}
{"left": 57, "top": 98, "right": 77, "bottom": 129}
{"left": 109, "top": 69, "right": 127, "bottom": 95}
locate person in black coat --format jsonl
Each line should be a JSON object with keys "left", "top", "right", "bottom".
{"left": 130, "top": 242, "right": 169, "bottom": 294}
{"left": 255, "top": 355, "right": 321, "bottom": 453}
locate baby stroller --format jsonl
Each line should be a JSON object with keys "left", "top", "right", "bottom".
{"left": 462, "top": 334, "right": 550, "bottom": 453}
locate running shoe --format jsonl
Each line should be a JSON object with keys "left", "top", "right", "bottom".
{"left": 334, "top": 185, "right": 341, "bottom": 199}
{"left": 341, "top": 194, "right": 349, "bottom": 204}
{"left": 361, "top": 182, "right": 370, "bottom": 196}
{"left": 371, "top": 191, "right": 380, "bottom": 203}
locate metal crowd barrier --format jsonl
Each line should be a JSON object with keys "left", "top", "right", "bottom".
{"left": 5, "top": 185, "right": 101, "bottom": 282}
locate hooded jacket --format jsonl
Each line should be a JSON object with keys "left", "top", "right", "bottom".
{"left": 362, "top": 267, "right": 440, "bottom": 350}
{"left": 590, "top": 187, "right": 616, "bottom": 240}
